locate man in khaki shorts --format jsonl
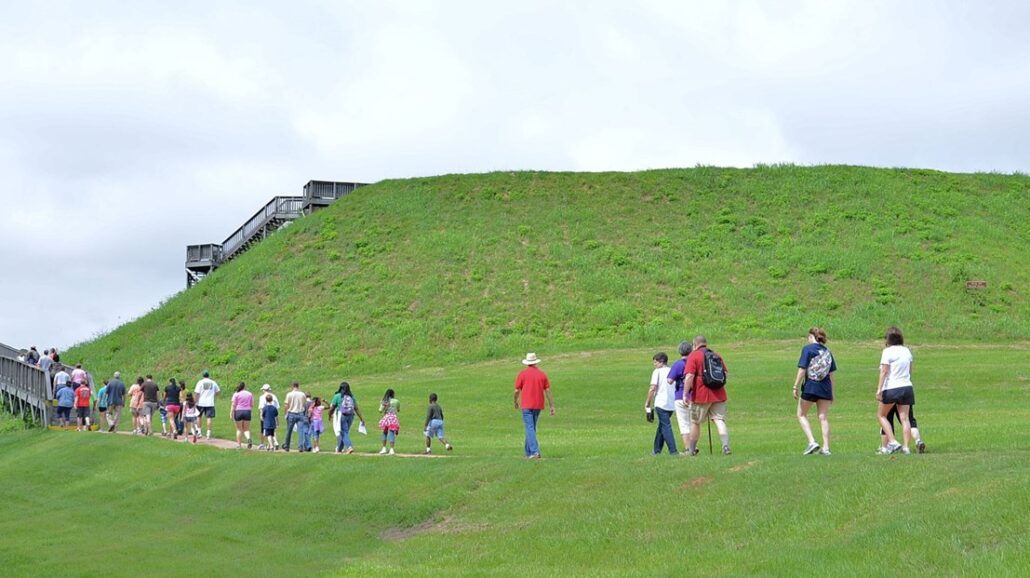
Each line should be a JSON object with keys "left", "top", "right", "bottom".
{"left": 683, "top": 335, "right": 730, "bottom": 455}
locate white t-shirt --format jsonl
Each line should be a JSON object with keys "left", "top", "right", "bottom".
{"left": 880, "top": 345, "right": 913, "bottom": 390}
{"left": 194, "top": 378, "right": 220, "bottom": 407}
{"left": 258, "top": 392, "right": 280, "bottom": 411}
{"left": 650, "top": 366, "right": 675, "bottom": 411}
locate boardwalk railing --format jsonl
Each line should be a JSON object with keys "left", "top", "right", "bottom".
{"left": 0, "top": 341, "right": 97, "bottom": 427}
{"left": 0, "top": 356, "right": 52, "bottom": 426}
{"left": 185, "top": 179, "right": 366, "bottom": 288}
{"left": 303, "top": 180, "right": 363, "bottom": 209}
{"left": 221, "top": 196, "right": 304, "bottom": 261}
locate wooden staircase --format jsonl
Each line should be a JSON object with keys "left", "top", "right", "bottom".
{"left": 185, "top": 180, "right": 365, "bottom": 287}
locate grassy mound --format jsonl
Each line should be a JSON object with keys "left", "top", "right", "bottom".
{"left": 2, "top": 342, "right": 1027, "bottom": 576}
{"left": 67, "top": 166, "right": 1028, "bottom": 382}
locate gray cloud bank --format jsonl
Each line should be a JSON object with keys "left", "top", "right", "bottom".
{"left": 1, "top": 1, "right": 1028, "bottom": 351}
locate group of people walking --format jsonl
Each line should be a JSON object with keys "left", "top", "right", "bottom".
{"left": 43, "top": 331, "right": 926, "bottom": 459}
{"left": 645, "top": 335, "right": 731, "bottom": 456}
{"left": 643, "top": 327, "right": 926, "bottom": 457}
{"left": 53, "top": 369, "right": 457, "bottom": 456}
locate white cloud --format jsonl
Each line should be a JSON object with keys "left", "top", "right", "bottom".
{"left": 1, "top": 0, "right": 1028, "bottom": 349}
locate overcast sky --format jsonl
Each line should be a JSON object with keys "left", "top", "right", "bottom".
{"left": 1, "top": 0, "right": 1028, "bottom": 352}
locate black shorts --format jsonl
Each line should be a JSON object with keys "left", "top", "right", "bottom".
{"left": 234, "top": 410, "right": 252, "bottom": 422}
{"left": 76, "top": 407, "right": 90, "bottom": 419}
{"left": 881, "top": 386, "right": 915, "bottom": 406}
{"left": 198, "top": 406, "right": 216, "bottom": 418}
{"left": 263, "top": 428, "right": 276, "bottom": 437}
{"left": 800, "top": 392, "right": 832, "bottom": 402}
{"left": 56, "top": 406, "right": 72, "bottom": 419}
{"left": 98, "top": 406, "right": 108, "bottom": 413}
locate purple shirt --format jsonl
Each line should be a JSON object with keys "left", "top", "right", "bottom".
{"left": 667, "top": 359, "right": 691, "bottom": 402}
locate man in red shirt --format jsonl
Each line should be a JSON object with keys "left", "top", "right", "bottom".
{"left": 683, "top": 335, "right": 731, "bottom": 455}
{"left": 514, "top": 353, "right": 556, "bottom": 459}
{"left": 74, "top": 382, "right": 93, "bottom": 432}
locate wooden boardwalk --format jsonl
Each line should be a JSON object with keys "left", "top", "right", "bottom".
{"left": 0, "top": 356, "right": 51, "bottom": 426}
{"left": 1, "top": 341, "right": 96, "bottom": 427}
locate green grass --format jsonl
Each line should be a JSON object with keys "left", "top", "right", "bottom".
{"left": 65, "top": 166, "right": 1029, "bottom": 381}
{"left": 26, "top": 166, "right": 1030, "bottom": 575}
{"left": 2, "top": 341, "right": 1027, "bottom": 577}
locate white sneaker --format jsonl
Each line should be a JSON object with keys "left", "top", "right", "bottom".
{"left": 378, "top": 447, "right": 388, "bottom": 455}
{"left": 388, "top": 448, "right": 396, "bottom": 456}
{"left": 313, "top": 448, "right": 320, "bottom": 454}
{"left": 884, "top": 441, "right": 902, "bottom": 454}
{"left": 901, "top": 447, "right": 912, "bottom": 455}
{"left": 445, "top": 444, "right": 453, "bottom": 451}
{"left": 425, "top": 448, "right": 432, "bottom": 454}
{"left": 819, "top": 449, "right": 831, "bottom": 456}
{"left": 803, "top": 442, "right": 821, "bottom": 455}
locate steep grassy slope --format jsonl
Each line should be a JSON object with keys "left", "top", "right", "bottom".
{"left": 67, "top": 166, "right": 1028, "bottom": 381}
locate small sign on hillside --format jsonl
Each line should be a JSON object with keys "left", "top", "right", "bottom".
{"left": 966, "top": 280, "right": 987, "bottom": 289}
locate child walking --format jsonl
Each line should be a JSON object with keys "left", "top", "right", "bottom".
{"left": 309, "top": 397, "right": 325, "bottom": 453}
{"left": 159, "top": 403, "right": 169, "bottom": 437}
{"left": 183, "top": 394, "right": 201, "bottom": 443}
{"left": 377, "top": 388, "right": 400, "bottom": 455}
{"left": 424, "top": 393, "right": 453, "bottom": 454}
{"left": 261, "top": 394, "right": 280, "bottom": 451}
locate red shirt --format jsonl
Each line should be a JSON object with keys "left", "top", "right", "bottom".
{"left": 686, "top": 347, "right": 728, "bottom": 404}
{"left": 515, "top": 366, "right": 550, "bottom": 410}
{"left": 74, "top": 385, "right": 92, "bottom": 408}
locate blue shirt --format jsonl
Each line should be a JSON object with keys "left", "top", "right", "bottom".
{"left": 798, "top": 343, "right": 837, "bottom": 399}
{"left": 55, "top": 385, "right": 76, "bottom": 408}
{"left": 261, "top": 405, "right": 279, "bottom": 430}
{"left": 667, "top": 359, "right": 689, "bottom": 402}
{"left": 105, "top": 379, "right": 126, "bottom": 406}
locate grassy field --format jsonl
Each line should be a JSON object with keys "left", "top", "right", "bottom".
{"left": 3, "top": 341, "right": 1027, "bottom": 577}
{"left": 65, "top": 167, "right": 1029, "bottom": 381}
{"left": 21, "top": 167, "right": 1030, "bottom": 576}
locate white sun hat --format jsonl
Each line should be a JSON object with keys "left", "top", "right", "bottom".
{"left": 522, "top": 353, "right": 541, "bottom": 365}
{"left": 261, "top": 384, "right": 272, "bottom": 391}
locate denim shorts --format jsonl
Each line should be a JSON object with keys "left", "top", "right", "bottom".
{"left": 425, "top": 419, "right": 445, "bottom": 439}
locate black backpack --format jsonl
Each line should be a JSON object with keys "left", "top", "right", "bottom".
{"left": 701, "top": 348, "right": 727, "bottom": 389}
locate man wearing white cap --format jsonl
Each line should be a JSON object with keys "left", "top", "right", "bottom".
{"left": 514, "top": 353, "right": 556, "bottom": 459}
{"left": 257, "top": 384, "right": 280, "bottom": 450}
{"left": 194, "top": 370, "right": 220, "bottom": 439}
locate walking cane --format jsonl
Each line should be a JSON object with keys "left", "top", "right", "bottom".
{"left": 707, "top": 417, "right": 713, "bottom": 454}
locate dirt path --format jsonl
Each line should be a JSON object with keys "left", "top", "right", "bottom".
{"left": 49, "top": 426, "right": 446, "bottom": 458}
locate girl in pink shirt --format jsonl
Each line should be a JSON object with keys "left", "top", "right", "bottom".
{"left": 230, "top": 382, "right": 255, "bottom": 449}
{"left": 309, "top": 397, "right": 325, "bottom": 453}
